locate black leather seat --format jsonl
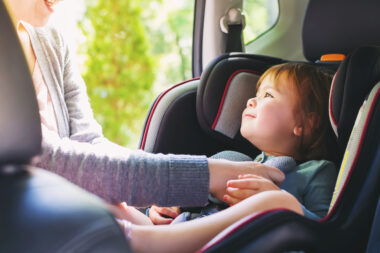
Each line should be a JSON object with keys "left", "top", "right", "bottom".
{"left": 0, "top": 2, "right": 130, "bottom": 252}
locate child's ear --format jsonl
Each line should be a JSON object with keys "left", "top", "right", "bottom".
{"left": 293, "top": 113, "right": 316, "bottom": 137}
{"left": 293, "top": 126, "right": 303, "bottom": 136}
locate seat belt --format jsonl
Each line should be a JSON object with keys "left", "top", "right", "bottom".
{"left": 220, "top": 8, "right": 245, "bottom": 53}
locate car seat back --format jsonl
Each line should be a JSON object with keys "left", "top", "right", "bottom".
{"left": 327, "top": 47, "right": 380, "bottom": 220}
{"left": 324, "top": 48, "right": 380, "bottom": 252}
{"left": 139, "top": 78, "right": 225, "bottom": 156}
{"left": 0, "top": 1, "right": 41, "bottom": 165}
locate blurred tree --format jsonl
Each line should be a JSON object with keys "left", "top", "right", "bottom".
{"left": 167, "top": 5, "right": 193, "bottom": 81}
{"left": 140, "top": 1, "right": 193, "bottom": 92}
{"left": 79, "top": 0, "right": 155, "bottom": 147}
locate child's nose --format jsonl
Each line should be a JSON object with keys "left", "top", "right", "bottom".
{"left": 247, "top": 97, "right": 257, "bottom": 107}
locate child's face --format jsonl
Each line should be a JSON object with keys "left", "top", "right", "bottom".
{"left": 240, "top": 73, "right": 302, "bottom": 156}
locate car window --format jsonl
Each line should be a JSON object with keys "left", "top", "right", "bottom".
{"left": 49, "top": 1, "right": 194, "bottom": 148}
{"left": 243, "top": 0, "right": 279, "bottom": 45}
{"left": 142, "top": 1, "right": 194, "bottom": 92}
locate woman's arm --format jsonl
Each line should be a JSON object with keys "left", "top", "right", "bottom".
{"left": 34, "top": 134, "right": 210, "bottom": 207}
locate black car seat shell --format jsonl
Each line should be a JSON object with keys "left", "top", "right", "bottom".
{"left": 138, "top": 78, "right": 225, "bottom": 156}
{"left": 0, "top": 2, "right": 130, "bottom": 252}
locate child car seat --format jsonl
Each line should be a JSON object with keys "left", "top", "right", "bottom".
{"left": 199, "top": 46, "right": 380, "bottom": 253}
{"left": 0, "top": 3, "right": 130, "bottom": 252}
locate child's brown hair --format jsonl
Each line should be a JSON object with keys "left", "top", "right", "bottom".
{"left": 256, "top": 62, "right": 336, "bottom": 162}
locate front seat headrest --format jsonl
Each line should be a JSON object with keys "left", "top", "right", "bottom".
{"left": 303, "top": 0, "right": 380, "bottom": 62}
{"left": 0, "top": 2, "right": 41, "bottom": 165}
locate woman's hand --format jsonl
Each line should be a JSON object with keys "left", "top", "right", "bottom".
{"left": 149, "top": 205, "right": 181, "bottom": 225}
{"left": 208, "top": 159, "right": 285, "bottom": 202}
{"left": 223, "top": 174, "right": 281, "bottom": 205}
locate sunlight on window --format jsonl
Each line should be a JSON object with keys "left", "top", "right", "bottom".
{"left": 243, "top": 0, "right": 279, "bottom": 44}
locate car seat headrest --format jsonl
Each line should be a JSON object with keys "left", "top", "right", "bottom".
{"left": 197, "top": 53, "right": 340, "bottom": 156}
{"left": 0, "top": 3, "right": 41, "bottom": 165}
{"left": 329, "top": 46, "right": 380, "bottom": 153}
{"left": 196, "top": 53, "right": 285, "bottom": 154}
{"left": 303, "top": 0, "right": 380, "bottom": 62}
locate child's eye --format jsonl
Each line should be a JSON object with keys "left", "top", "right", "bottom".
{"left": 264, "top": 92, "right": 273, "bottom": 98}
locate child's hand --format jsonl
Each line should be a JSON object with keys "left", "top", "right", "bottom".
{"left": 208, "top": 159, "right": 285, "bottom": 202}
{"left": 223, "top": 174, "right": 281, "bottom": 205}
{"left": 149, "top": 205, "right": 181, "bottom": 225}
{"left": 109, "top": 202, "right": 153, "bottom": 225}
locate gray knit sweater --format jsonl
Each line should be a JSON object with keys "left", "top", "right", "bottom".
{"left": 24, "top": 22, "right": 209, "bottom": 207}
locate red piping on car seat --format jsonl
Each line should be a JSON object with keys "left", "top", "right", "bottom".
{"left": 320, "top": 89, "right": 379, "bottom": 223}
{"left": 329, "top": 71, "right": 339, "bottom": 128}
{"left": 197, "top": 208, "right": 290, "bottom": 253}
{"left": 140, "top": 78, "right": 200, "bottom": 150}
{"left": 211, "top": 70, "right": 261, "bottom": 130}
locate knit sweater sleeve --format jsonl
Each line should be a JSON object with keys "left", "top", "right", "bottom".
{"left": 33, "top": 137, "right": 209, "bottom": 207}
{"left": 31, "top": 26, "right": 209, "bottom": 207}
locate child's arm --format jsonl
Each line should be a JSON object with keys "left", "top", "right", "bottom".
{"left": 129, "top": 190, "right": 303, "bottom": 253}
{"left": 223, "top": 174, "right": 281, "bottom": 205}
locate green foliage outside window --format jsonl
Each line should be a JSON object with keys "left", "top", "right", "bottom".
{"left": 78, "top": 0, "right": 275, "bottom": 148}
{"left": 79, "top": 0, "right": 155, "bottom": 147}
{"left": 140, "top": 1, "right": 193, "bottom": 92}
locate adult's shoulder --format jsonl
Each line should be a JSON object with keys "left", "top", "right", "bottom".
{"left": 26, "top": 23, "right": 67, "bottom": 53}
